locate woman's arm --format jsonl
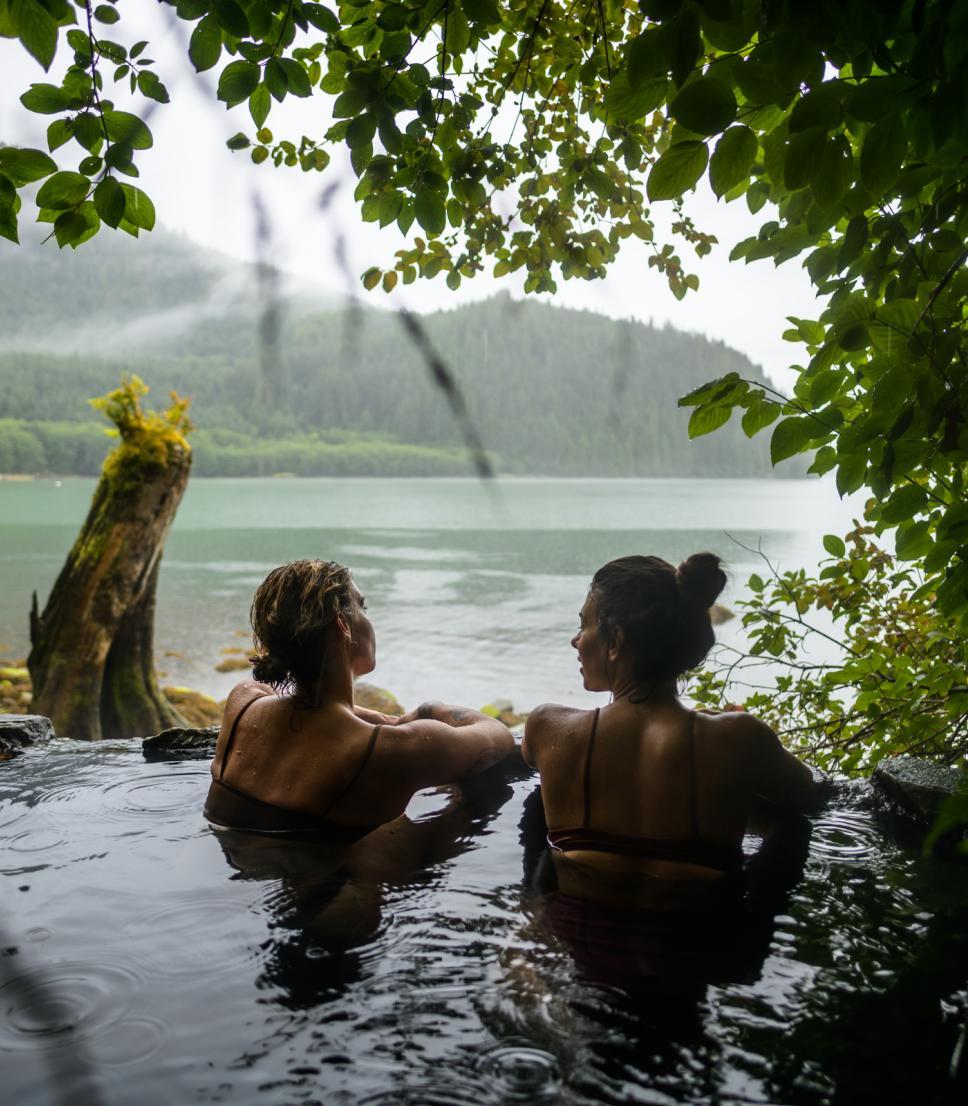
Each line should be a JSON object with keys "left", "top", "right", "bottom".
{"left": 750, "top": 718, "right": 820, "bottom": 811}
{"left": 389, "top": 701, "right": 514, "bottom": 788}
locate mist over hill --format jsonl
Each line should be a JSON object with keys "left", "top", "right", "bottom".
{"left": 0, "top": 228, "right": 793, "bottom": 478}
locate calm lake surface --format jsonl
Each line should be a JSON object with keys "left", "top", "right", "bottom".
{"left": 0, "top": 476, "right": 863, "bottom": 711}
{"left": 2, "top": 477, "right": 967, "bottom": 1104}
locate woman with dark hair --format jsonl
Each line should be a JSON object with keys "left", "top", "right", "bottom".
{"left": 522, "top": 552, "right": 816, "bottom": 911}
{"left": 204, "top": 559, "right": 514, "bottom": 838}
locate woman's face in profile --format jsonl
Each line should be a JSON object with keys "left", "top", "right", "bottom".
{"left": 347, "top": 583, "right": 376, "bottom": 676}
{"left": 571, "top": 592, "right": 609, "bottom": 692}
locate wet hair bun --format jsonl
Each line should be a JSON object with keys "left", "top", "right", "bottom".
{"left": 676, "top": 552, "right": 727, "bottom": 610}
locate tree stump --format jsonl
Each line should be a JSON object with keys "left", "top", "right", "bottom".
{"left": 28, "top": 378, "right": 193, "bottom": 740}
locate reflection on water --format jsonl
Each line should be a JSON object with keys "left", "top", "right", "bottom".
{"left": 0, "top": 477, "right": 863, "bottom": 709}
{"left": 1, "top": 745, "right": 966, "bottom": 1106}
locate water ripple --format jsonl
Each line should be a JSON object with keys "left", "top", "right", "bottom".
{"left": 810, "top": 811, "right": 882, "bottom": 862}
{"left": 475, "top": 1040, "right": 562, "bottom": 1102}
{"left": 0, "top": 958, "right": 144, "bottom": 1053}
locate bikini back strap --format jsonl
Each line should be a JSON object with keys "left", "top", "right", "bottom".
{"left": 318, "top": 724, "right": 382, "bottom": 819}
{"left": 582, "top": 708, "right": 601, "bottom": 828}
{"left": 216, "top": 693, "right": 265, "bottom": 781}
{"left": 687, "top": 710, "right": 699, "bottom": 839}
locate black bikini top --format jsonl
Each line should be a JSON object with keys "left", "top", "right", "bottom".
{"left": 546, "top": 708, "right": 744, "bottom": 875}
{"left": 204, "top": 693, "right": 383, "bottom": 838}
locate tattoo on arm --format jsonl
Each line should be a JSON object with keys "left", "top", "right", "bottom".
{"left": 416, "top": 701, "right": 437, "bottom": 720}
{"left": 446, "top": 707, "right": 470, "bottom": 723}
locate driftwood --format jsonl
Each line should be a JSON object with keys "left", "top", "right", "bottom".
{"left": 28, "top": 379, "right": 192, "bottom": 740}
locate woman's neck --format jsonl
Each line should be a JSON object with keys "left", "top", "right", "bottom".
{"left": 609, "top": 674, "right": 679, "bottom": 705}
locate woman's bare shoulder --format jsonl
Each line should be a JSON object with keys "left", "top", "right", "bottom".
{"left": 221, "top": 680, "right": 276, "bottom": 724}
{"left": 695, "top": 707, "right": 777, "bottom": 747}
{"left": 522, "top": 703, "right": 594, "bottom": 765}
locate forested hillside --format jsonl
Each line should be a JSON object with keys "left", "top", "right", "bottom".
{"left": 0, "top": 230, "right": 789, "bottom": 478}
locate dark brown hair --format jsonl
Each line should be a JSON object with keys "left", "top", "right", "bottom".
{"left": 249, "top": 559, "right": 353, "bottom": 693}
{"left": 589, "top": 552, "right": 727, "bottom": 691}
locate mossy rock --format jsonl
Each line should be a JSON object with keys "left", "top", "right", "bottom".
{"left": 163, "top": 686, "right": 223, "bottom": 727}
{"left": 355, "top": 682, "right": 404, "bottom": 716}
{"left": 481, "top": 699, "right": 528, "bottom": 727}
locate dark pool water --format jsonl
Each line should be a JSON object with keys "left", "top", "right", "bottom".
{"left": 2, "top": 743, "right": 966, "bottom": 1106}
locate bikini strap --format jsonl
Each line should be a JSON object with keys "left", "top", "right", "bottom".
{"left": 687, "top": 709, "right": 699, "bottom": 838}
{"left": 318, "top": 724, "right": 382, "bottom": 819}
{"left": 216, "top": 693, "right": 265, "bottom": 781}
{"left": 581, "top": 708, "right": 601, "bottom": 828}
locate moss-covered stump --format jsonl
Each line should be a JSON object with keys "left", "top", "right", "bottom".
{"left": 28, "top": 379, "right": 193, "bottom": 740}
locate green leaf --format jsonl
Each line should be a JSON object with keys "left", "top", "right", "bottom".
{"left": 94, "top": 3, "right": 119, "bottom": 23}
{"left": 121, "top": 183, "right": 155, "bottom": 230}
{"left": 709, "top": 125, "right": 756, "bottom": 198}
{"left": 189, "top": 15, "right": 222, "bottom": 72}
{"left": 93, "top": 175, "right": 125, "bottom": 227}
{"left": 303, "top": 3, "right": 339, "bottom": 33}
{"left": 362, "top": 266, "right": 381, "bottom": 290}
{"left": 770, "top": 416, "right": 815, "bottom": 464}
{"left": 265, "top": 56, "right": 289, "bottom": 101}
{"left": 861, "top": 119, "right": 906, "bottom": 197}
{"left": 462, "top": 0, "right": 500, "bottom": 26}
{"left": 603, "top": 71, "right": 668, "bottom": 122}
{"left": 811, "top": 134, "right": 852, "bottom": 210}
{"left": 895, "top": 520, "right": 932, "bottom": 561}
{"left": 35, "top": 170, "right": 89, "bottom": 209}
{"left": 669, "top": 77, "right": 737, "bottom": 136}
{"left": 788, "top": 82, "right": 843, "bottom": 133}
{"left": 414, "top": 186, "right": 446, "bottom": 235}
{"left": 226, "top": 132, "right": 250, "bottom": 151}
{"left": 249, "top": 84, "right": 270, "bottom": 127}
{"left": 280, "top": 58, "right": 311, "bottom": 98}
{"left": 214, "top": 0, "right": 249, "bottom": 38}
{"left": 46, "top": 118, "right": 72, "bottom": 151}
{"left": 218, "top": 60, "right": 261, "bottom": 106}
{"left": 627, "top": 29, "right": 666, "bottom": 85}
{"left": 688, "top": 404, "right": 731, "bottom": 437}
{"left": 822, "top": 534, "right": 846, "bottom": 557}
{"left": 0, "top": 146, "right": 56, "bottom": 185}
{"left": 647, "top": 140, "right": 708, "bottom": 201}
{"left": 104, "top": 110, "right": 153, "bottom": 150}
{"left": 879, "top": 484, "right": 928, "bottom": 524}
{"left": 12, "top": 0, "right": 57, "bottom": 70}
{"left": 678, "top": 372, "right": 740, "bottom": 407}
{"left": 0, "top": 199, "right": 19, "bottom": 244}
{"left": 346, "top": 113, "right": 377, "bottom": 148}
{"left": 784, "top": 127, "right": 826, "bottom": 190}
{"left": 741, "top": 399, "right": 781, "bottom": 437}
{"left": 137, "top": 71, "right": 170, "bottom": 104}
{"left": 19, "top": 82, "right": 69, "bottom": 113}
{"left": 53, "top": 209, "right": 89, "bottom": 248}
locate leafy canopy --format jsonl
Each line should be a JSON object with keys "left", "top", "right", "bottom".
{"left": 2, "top": 0, "right": 967, "bottom": 635}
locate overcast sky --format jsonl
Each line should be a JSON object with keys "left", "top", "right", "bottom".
{"left": 1, "top": 12, "right": 821, "bottom": 389}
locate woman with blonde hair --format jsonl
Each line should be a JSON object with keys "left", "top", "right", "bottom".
{"left": 205, "top": 558, "right": 513, "bottom": 838}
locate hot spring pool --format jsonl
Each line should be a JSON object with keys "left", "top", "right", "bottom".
{"left": 1, "top": 742, "right": 966, "bottom": 1105}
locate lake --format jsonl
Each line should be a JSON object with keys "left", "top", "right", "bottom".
{"left": 3, "top": 476, "right": 967, "bottom": 1106}
{"left": 0, "top": 476, "right": 865, "bottom": 713}
{"left": 0, "top": 476, "right": 863, "bottom": 712}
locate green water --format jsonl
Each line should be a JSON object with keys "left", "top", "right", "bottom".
{"left": 0, "top": 476, "right": 862, "bottom": 711}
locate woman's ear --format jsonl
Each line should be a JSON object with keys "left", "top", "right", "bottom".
{"left": 334, "top": 614, "right": 352, "bottom": 643}
{"left": 607, "top": 626, "right": 624, "bottom": 662}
